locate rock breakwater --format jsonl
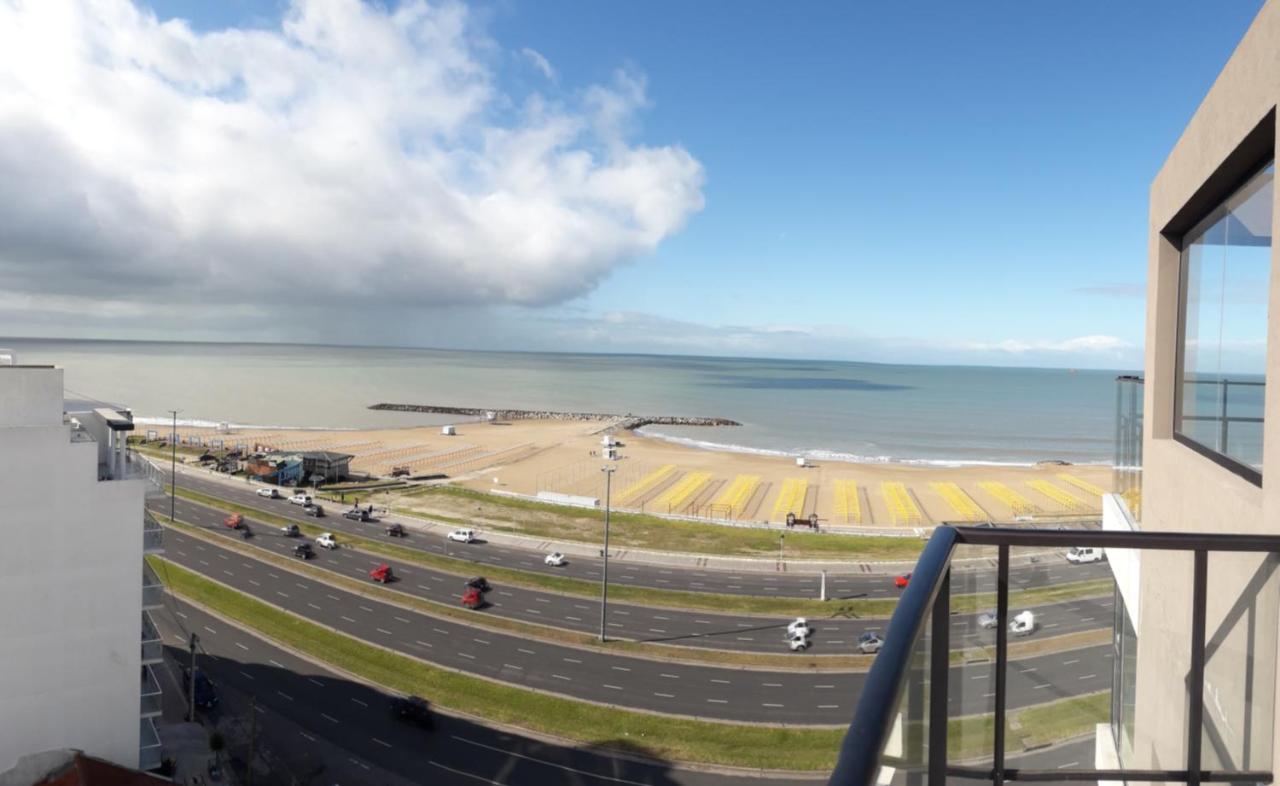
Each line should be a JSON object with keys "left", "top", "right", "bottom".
{"left": 368, "top": 403, "right": 739, "bottom": 429}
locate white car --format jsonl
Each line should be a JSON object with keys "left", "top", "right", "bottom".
{"left": 315, "top": 533, "right": 338, "bottom": 550}
{"left": 447, "top": 529, "right": 475, "bottom": 544}
{"left": 857, "top": 632, "right": 884, "bottom": 654}
{"left": 786, "top": 632, "right": 811, "bottom": 652}
{"left": 786, "top": 617, "right": 812, "bottom": 638}
{"left": 545, "top": 552, "right": 566, "bottom": 567}
{"left": 977, "top": 610, "right": 999, "bottom": 629}
{"left": 1009, "top": 610, "right": 1036, "bottom": 636}
{"left": 256, "top": 488, "right": 279, "bottom": 499}
{"left": 289, "top": 493, "right": 313, "bottom": 506}
{"left": 1066, "top": 546, "right": 1105, "bottom": 564}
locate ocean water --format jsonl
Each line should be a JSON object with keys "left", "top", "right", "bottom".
{"left": 2, "top": 338, "right": 1127, "bottom": 466}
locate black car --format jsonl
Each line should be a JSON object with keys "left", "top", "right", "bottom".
{"left": 182, "top": 667, "right": 219, "bottom": 710}
{"left": 293, "top": 543, "right": 314, "bottom": 560}
{"left": 389, "top": 695, "right": 433, "bottom": 728}
{"left": 280, "top": 524, "right": 300, "bottom": 537}
{"left": 465, "top": 576, "right": 491, "bottom": 593}
{"left": 304, "top": 504, "right": 324, "bottom": 518}
{"left": 385, "top": 523, "right": 405, "bottom": 537}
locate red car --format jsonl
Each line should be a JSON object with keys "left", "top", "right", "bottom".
{"left": 461, "top": 587, "right": 483, "bottom": 609}
{"left": 223, "top": 513, "right": 244, "bottom": 530}
{"left": 894, "top": 573, "right": 911, "bottom": 589}
{"left": 370, "top": 564, "right": 393, "bottom": 583}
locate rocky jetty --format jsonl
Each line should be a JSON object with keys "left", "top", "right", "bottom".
{"left": 368, "top": 403, "right": 739, "bottom": 429}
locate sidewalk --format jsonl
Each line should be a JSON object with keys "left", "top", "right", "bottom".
{"left": 167, "top": 460, "right": 1062, "bottom": 576}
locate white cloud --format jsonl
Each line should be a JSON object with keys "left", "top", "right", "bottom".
{"left": 0, "top": 0, "right": 704, "bottom": 312}
{"left": 520, "top": 46, "right": 555, "bottom": 80}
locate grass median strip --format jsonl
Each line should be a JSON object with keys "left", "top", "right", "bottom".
{"left": 149, "top": 555, "right": 846, "bottom": 770}
{"left": 162, "top": 516, "right": 871, "bottom": 670}
{"left": 170, "top": 485, "right": 1112, "bottom": 618}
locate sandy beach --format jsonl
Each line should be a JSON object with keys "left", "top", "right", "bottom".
{"left": 151, "top": 415, "right": 1113, "bottom": 529}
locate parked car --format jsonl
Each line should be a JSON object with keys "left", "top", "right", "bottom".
{"left": 289, "top": 493, "right": 313, "bottom": 506}
{"left": 256, "top": 488, "right": 279, "bottom": 498}
{"left": 292, "top": 543, "right": 314, "bottom": 560}
{"left": 1066, "top": 546, "right": 1105, "bottom": 564}
{"left": 388, "top": 695, "right": 433, "bottom": 728}
{"left": 786, "top": 617, "right": 811, "bottom": 638}
{"left": 786, "top": 632, "right": 810, "bottom": 651}
{"left": 223, "top": 513, "right": 244, "bottom": 530}
{"left": 370, "top": 564, "right": 393, "bottom": 583}
{"left": 182, "top": 667, "right": 218, "bottom": 710}
{"left": 316, "top": 533, "right": 338, "bottom": 550}
{"left": 304, "top": 504, "right": 324, "bottom": 517}
{"left": 544, "top": 552, "right": 566, "bottom": 566}
{"left": 977, "top": 610, "right": 999, "bottom": 629}
{"left": 857, "top": 631, "right": 884, "bottom": 654}
{"left": 447, "top": 529, "right": 475, "bottom": 543}
{"left": 461, "top": 587, "right": 484, "bottom": 609}
{"left": 465, "top": 576, "right": 491, "bottom": 593}
{"left": 1009, "top": 610, "right": 1037, "bottom": 636}
{"left": 386, "top": 523, "right": 406, "bottom": 537}
{"left": 894, "top": 573, "right": 912, "bottom": 589}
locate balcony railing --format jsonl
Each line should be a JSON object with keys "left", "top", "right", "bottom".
{"left": 830, "top": 525, "right": 1280, "bottom": 786}
{"left": 143, "top": 511, "right": 164, "bottom": 554}
{"left": 139, "top": 716, "right": 162, "bottom": 770}
{"left": 141, "top": 610, "right": 161, "bottom": 664}
{"left": 140, "top": 664, "right": 162, "bottom": 718}
{"left": 142, "top": 561, "right": 164, "bottom": 610}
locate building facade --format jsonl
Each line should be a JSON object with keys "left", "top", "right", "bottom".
{"left": 0, "top": 358, "right": 165, "bottom": 771}
{"left": 1102, "top": 0, "right": 1280, "bottom": 776}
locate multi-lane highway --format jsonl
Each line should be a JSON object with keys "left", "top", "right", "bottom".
{"left": 168, "top": 468, "right": 1112, "bottom": 599}
{"left": 159, "top": 525, "right": 1114, "bottom": 724}
{"left": 162, "top": 495, "right": 1114, "bottom": 656}
{"left": 151, "top": 599, "right": 819, "bottom": 786}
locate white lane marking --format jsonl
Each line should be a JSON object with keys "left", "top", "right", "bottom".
{"left": 818, "top": 704, "right": 839, "bottom": 709}
{"left": 611, "top": 666, "right": 631, "bottom": 672}
{"left": 372, "top": 737, "right": 392, "bottom": 748}
{"left": 239, "top": 671, "right": 255, "bottom": 680}
{"left": 763, "top": 682, "right": 782, "bottom": 687}
{"left": 351, "top": 697, "right": 368, "bottom": 707}
{"left": 654, "top": 692, "right": 675, "bottom": 698}
{"left": 276, "top": 591, "right": 290, "bottom": 599}
{"left": 376, "top": 627, "right": 394, "bottom": 635}
{"left": 458, "top": 652, "right": 476, "bottom": 660}
{"left": 322, "top": 713, "right": 339, "bottom": 723}
{"left": 603, "top": 684, "right": 623, "bottom": 690}
{"left": 518, "top": 648, "right": 536, "bottom": 655}
{"left": 552, "top": 674, "right": 572, "bottom": 681}
{"left": 1062, "top": 659, "right": 1079, "bottom": 665}
{"left": 815, "top": 684, "right": 835, "bottom": 689}
{"left": 503, "top": 663, "right": 523, "bottom": 670}
{"left": 415, "top": 640, "right": 434, "bottom": 648}
{"left": 394, "top": 616, "right": 411, "bottom": 624}
{"left": 762, "top": 703, "right": 784, "bottom": 708}
{"left": 660, "top": 673, "right": 679, "bottom": 679}
{"left": 562, "top": 657, "right": 582, "bottom": 664}
{"left": 341, "top": 616, "right": 356, "bottom": 623}
{"left": 433, "top": 628, "right": 450, "bottom": 635}
{"left": 707, "top": 698, "right": 728, "bottom": 704}
{"left": 203, "top": 626, "right": 217, "bottom": 634}
{"left": 235, "top": 643, "right": 249, "bottom": 651}
{"left": 249, "top": 579, "right": 261, "bottom": 587}
{"left": 269, "top": 659, "right": 285, "bottom": 668}
{"left": 300, "top": 730, "right": 315, "bottom": 741}
{"left": 327, "top": 594, "right": 340, "bottom": 601}
{"left": 566, "top": 615, "right": 582, "bottom": 622}
{"left": 358, "top": 606, "right": 374, "bottom": 613}
{"left": 308, "top": 678, "right": 324, "bottom": 687}
{"left": 277, "top": 691, "right": 294, "bottom": 701}
{"left": 1034, "top": 683, "right": 1052, "bottom": 690}
{"left": 308, "top": 603, "right": 322, "bottom": 611}
{"left": 710, "top": 679, "right": 730, "bottom": 684}
{"left": 525, "top": 608, "right": 542, "bottom": 615}
{"left": 1079, "top": 673, "right": 1097, "bottom": 680}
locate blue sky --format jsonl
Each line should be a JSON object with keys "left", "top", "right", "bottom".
{"left": 1, "top": 1, "right": 1267, "bottom": 367}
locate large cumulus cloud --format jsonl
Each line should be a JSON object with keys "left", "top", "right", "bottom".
{"left": 0, "top": 0, "right": 705, "bottom": 311}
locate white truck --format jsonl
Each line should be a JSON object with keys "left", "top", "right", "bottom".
{"left": 1066, "top": 546, "right": 1105, "bottom": 564}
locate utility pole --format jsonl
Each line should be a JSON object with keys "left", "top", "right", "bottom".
{"left": 168, "top": 409, "right": 179, "bottom": 524}
{"left": 246, "top": 695, "right": 257, "bottom": 786}
{"left": 779, "top": 532, "right": 786, "bottom": 563}
{"left": 598, "top": 465, "right": 615, "bottom": 642}
{"left": 186, "top": 632, "right": 198, "bottom": 721}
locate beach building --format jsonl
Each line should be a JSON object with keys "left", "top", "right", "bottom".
{"left": 247, "top": 450, "right": 352, "bottom": 484}
{"left": 829, "top": 4, "right": 1280, "bottom": 785}
{"left": 0, "top": 355, "right": 166, "bottom": 772}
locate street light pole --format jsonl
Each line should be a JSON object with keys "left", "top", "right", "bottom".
{"left": 168, "top": 409, "right": 179, "bottom": 524}
{"left": 598, "top": 465, "right": 615, "bottom": 642}
{"left": 187, "top": 632, "right": 198, "bottom": 721}
{"left": 779, "top": 532, "right": 785, "bottom": 563}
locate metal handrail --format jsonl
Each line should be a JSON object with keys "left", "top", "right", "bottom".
{"left": 830, "top": 525, "right": 1280, "bottom": 786}
{"left": 829, "top": 526, "right": 958, "bottom": 785}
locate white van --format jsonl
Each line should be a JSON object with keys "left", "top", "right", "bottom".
{"left": 1066, "top": 546, "right": 1104, "bottom": 564}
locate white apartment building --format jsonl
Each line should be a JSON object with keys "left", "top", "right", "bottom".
{"left": 0, "top": 354, "right": 165, "bottom": 771}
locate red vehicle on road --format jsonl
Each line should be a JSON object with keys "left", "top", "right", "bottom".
{"left": 461, "top": 587, "right": 483, "bottom": 609}
{"left": 370, "top": 564, "right": 393, "bottom": 583}
{"left": 223, "top": 513, "right": 244, "bottom": 530}
{"left": 894, "top": 573, "right": 912, "bottom": 589}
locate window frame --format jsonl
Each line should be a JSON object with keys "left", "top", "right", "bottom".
{"left": 1170, "top": 152, "right": 1274, "bottom": 488}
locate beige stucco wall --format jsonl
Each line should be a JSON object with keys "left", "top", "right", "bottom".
{"left": 1138, "top": 0, "right": 1280, "bottom": 775}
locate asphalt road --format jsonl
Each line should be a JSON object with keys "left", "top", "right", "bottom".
{"left": 151, "top": 598, "right": 819, "bottom": 786}
{"left": 161, "top": 494, "right": 1115, "bottom": 656}
{"left": 168, "top": 469, "right": 1113, "bottom": 599}
{"left": 159, "top": 528, "right": 1115, "bottom": 724}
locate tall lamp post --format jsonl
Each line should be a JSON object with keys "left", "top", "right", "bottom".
{"left": 168, "top": 409, "right": 180, "bottom": 524}
{"left": 598, "top": 465, "right": 616, "bottom": 642}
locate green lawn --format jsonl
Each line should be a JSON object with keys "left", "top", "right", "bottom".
{"left": 150, "top": 556, "right": 847, "bottom": 770}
